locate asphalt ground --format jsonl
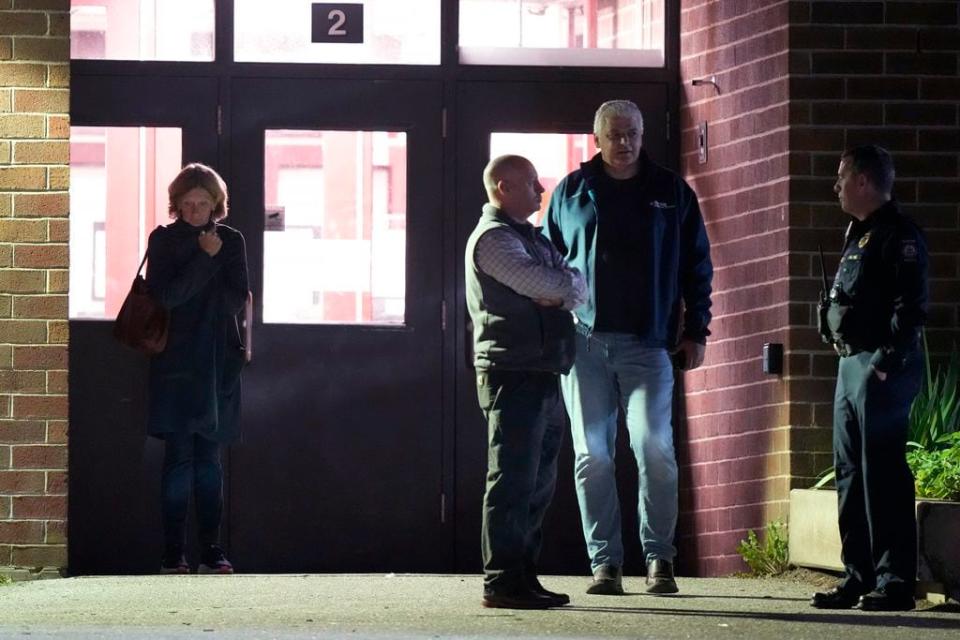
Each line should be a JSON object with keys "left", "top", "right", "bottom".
{"left": 0, "top": 574, "right": 957, "bottom": 639}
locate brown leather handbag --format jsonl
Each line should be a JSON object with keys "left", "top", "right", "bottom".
{"left": 113, "top": 253, "right": 169, "bottom": 355}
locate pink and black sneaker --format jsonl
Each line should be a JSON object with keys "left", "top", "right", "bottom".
{"left": 160, "top": 550, "right": 190, "bottom": 575}
{"left": 198, "top": 545, "right": 234, "bottom": 574}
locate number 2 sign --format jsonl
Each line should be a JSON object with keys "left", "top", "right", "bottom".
{"left": 311, "top": 3, "right": 364, "bottom": 43}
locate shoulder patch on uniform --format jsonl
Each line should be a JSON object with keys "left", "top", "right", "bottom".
{"left": 858, "top": 231, "right": 871, "bottom": 249}
{"left": 901, "top": 239, "right": 918, "bottom": 261}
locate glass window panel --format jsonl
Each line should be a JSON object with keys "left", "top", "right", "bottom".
{"left": 69, "top": 126, "right": 183, "bottom": 319}
{"left": 263, "top": 130, "right": 407, "bottom": 325}
{"left": 70, "top": 0, "right": 214, "bottom": 61}
{"left": 235, "top": 0, "right": 440, "bottom": 65}
{"left": 489, "top": 132, "right": 594, "bottom": 225}
{"left": 459, "top": 0, "right": 664, "bottom": 67}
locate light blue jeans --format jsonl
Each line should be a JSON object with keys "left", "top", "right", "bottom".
{"left": 561, "top": 331, "right": 677, "bottom": 570}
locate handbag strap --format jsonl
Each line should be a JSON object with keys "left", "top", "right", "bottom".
{"left": 136, "top": 251, "right": 148, "bottom": 277}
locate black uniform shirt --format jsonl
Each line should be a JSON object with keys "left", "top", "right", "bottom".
{"left": 828, "top": 200, "right": 928, "bottom": 373}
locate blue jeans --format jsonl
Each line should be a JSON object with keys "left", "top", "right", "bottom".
{"left": 161, "top": 433, "right": 224, "bottom": 551}
{"left": 561, "top": 331, "right": 677, "bottom": 570}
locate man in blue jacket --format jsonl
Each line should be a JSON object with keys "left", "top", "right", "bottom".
{"left": 543, "top": 100, "right": 713, "bottom": 595}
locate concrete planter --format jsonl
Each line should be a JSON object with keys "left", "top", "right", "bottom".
{"left": 789, "top": 488, "right": 960, "bottom": 602}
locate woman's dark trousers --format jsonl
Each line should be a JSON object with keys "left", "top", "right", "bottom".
{"left": 161, "top": 433, "right": 224, "bottom": 551}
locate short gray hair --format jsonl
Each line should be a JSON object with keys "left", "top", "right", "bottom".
{"left": 593, "top": 100, "right": 644, "bottom": 135}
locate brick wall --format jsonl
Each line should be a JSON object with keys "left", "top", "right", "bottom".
{"left": 0, "top": 0, "right": 70, "bottom": 574}
{"left": 788, "top": 0, "right": 960, "bottom": 497}
{"left": 678, "top": 0, "right": 793, "bottom": 575}
{"left": 679, "top": 0, "right": 960, "bottom": 576}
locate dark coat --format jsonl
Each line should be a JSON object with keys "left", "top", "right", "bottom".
{"left": 543, "top": 152, "right": 713, "bottom": 346}
{"left": 145, "top": 219, "right": 249, "bottom": 443}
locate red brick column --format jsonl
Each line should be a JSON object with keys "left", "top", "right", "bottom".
{"left": 679, "top": 0, "right": 960, "bottom": 575}
{"left": 0, "top": 0, "right": 70, "bottom": 576}
{"left": 678, "top": 1, "right": 793, "bottom": 575}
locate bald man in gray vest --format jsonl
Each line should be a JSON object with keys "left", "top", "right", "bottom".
{"left": 466, "top": 155, "right": 587, "bottom": 609}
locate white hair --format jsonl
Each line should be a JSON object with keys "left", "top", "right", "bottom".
{"left": 593, "top": 100, "right": 644, "bottom": 135}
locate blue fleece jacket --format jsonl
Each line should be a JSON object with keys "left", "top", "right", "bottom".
{"left": 543, "top": 152, "right": 713, "bottom": 347}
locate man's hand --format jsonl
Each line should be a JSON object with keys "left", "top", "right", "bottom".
{"left": 873, "top": 367, "right": 887, "bottom": 382}
{"left": 671, "top": 339, "right": 705, "bottom": 370}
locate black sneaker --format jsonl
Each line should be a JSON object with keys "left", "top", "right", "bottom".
{"left": 197, "top": 545, "right": 234, "bottom": 574}
{"left": 160, "top": 550, "right": 189, "bottom": 575}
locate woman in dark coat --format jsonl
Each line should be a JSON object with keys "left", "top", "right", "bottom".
{"left": 146, "top": 163, "right": 249, "bottom": 574}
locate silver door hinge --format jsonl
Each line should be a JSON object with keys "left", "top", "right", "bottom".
{"left": 440, "top": 492, "right": 447, "bottom": 523}
{"left": 217, "top": 105, "right": 223, "bottom": 136}
{"left": 441, "top": 300, "right": 447, "bottom": 331}
{"left": 441, "top": 107, "right": 447, "bottom": 139}
{"left": 665, "top": 111, "right": 670, "bottom": 142}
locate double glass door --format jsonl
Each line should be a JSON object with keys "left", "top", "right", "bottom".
{"left": 68, "top": 77, "right": 670, "bottom": 574}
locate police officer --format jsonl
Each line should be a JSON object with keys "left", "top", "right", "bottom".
{"left": 812, "top": 145, "right": 928, "bottom": 612}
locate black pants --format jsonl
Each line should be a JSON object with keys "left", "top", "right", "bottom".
{"left": 833, "top": 350, "right": 921, "bottom": 592}
{"left": 477, "top": 369, "right": 565, "bottom": 592}
{"left": 161, "top": 433, "right": 223, "bottom": 551}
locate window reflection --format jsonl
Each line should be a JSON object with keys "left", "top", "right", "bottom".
{"left": 263, "top": 130, "right": 407, "bottom": 325}
{"left": 70, "top": 0, "right": 214, "bottom": 61}
{"left": 459, "top": 0, "right": 664, "bottom": 67}
{"left": 69, "top": 126, "right": 183, "bottom": 319}
{"left": 235, "top": 0, "right": 440, "bottom": 65}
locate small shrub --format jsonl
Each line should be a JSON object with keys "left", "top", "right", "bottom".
{"left": 736, "top": 521, "right": 790, "bottom": 576}
{"left": 907, "top": 432, "right": 960, "bottom": 501}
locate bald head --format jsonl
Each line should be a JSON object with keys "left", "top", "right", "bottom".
{"left": 484, "top": 155, "right": 533, "bottom": 196}
{"left": 482, "top": 155, "right": 544, "bottom": 222}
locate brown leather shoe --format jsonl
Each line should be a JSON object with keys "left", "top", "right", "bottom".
{"left": 586, "top": 564, "right": 623, "bottom": 595}
{"left": 645, "top": 559, "right": 679, "bottom": 594}
{"left": 482, "top": 587, "right": 556, "bottom": 609}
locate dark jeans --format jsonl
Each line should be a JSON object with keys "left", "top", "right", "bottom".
{"left": 833, "top": 350, "right": 921, "bottom": 592}
{"left": 477, "top": 369, "right": 565, "bottom": 592}
{"left": 161, "top": 433, "right": 224, "bottom": 551}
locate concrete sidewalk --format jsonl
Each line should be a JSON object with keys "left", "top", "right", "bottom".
{"left": 0, "top": 574, "right": 957, "bottom": 639}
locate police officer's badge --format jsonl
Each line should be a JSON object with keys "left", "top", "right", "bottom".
{"left": 858, "top": 231, "right": 871, "bottom": 248}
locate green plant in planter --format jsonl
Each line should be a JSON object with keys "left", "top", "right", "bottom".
{"left": 813, "top": 331, "right": 960, "bottom": 497}
{"left": 907, "top": 431, "right": 960, "bottom": 501}
{"left": 736, "top": 521, "right": 790, "bottom": 576}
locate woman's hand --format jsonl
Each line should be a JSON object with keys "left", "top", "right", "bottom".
{"left": 198, "top": 229, "right": 222, "bottom": 257}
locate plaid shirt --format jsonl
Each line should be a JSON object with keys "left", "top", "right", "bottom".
{"left": 475, "top": 225, "right": 587, "bottom": 310}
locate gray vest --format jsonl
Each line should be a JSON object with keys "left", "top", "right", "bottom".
{"left": 465, "top": 205, "right": 575, "bottom": 373}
